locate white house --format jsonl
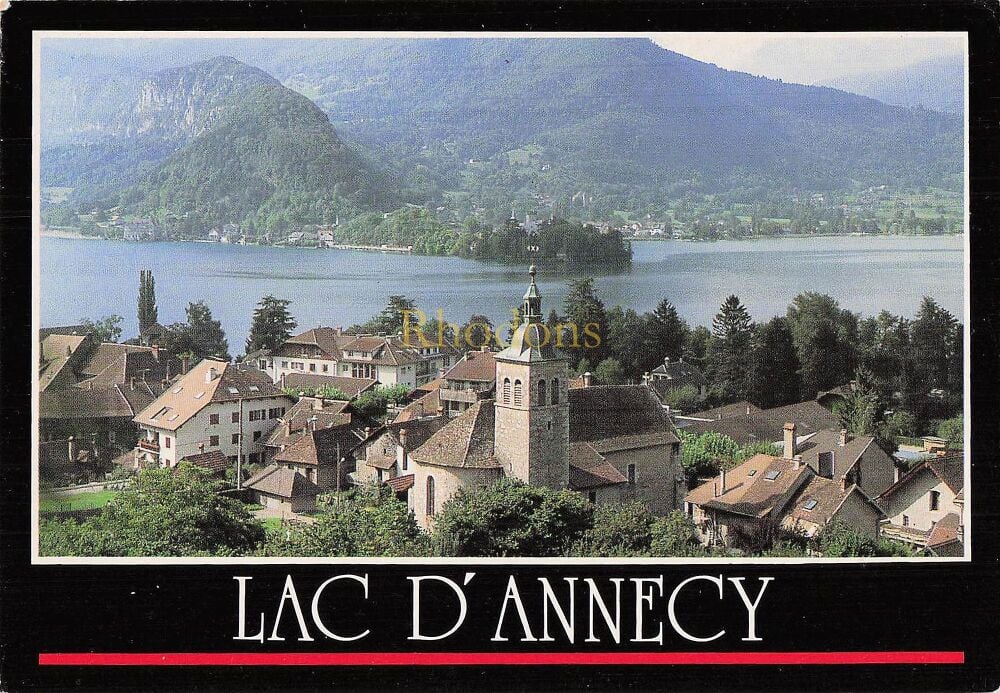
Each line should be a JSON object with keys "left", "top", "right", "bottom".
{"left": 132, "top": 359, "right": 293, "bottom": 470}
{"left": 877, "top": 453, "right": 965, "bottom": 556}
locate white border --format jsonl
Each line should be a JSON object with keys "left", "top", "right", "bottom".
{"left": 31, "top": 30, "right": 972, "bottom": 565}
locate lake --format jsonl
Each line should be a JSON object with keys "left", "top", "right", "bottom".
{"left": 39, "top": 235, "right": 965, "bottom": 351}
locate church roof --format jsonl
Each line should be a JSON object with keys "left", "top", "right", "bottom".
{"left": 568, "top": 385, "right": 680, "bottom": 446}
{"left": 495, "top": 323, "right": 563, "bottom": 363}
{"left": 410, "top": 400, "right": 502, "bottom": 469}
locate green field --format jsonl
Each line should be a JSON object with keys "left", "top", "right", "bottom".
{"left": 40, "top": 488, "right": 117, "bottom": 513}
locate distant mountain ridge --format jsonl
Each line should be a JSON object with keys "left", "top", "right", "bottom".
{"left": 43, "top": 56, "right": 387, "bottom": 232}
{"left": 820, "top": 55, "right": 964, "bottom": 114}
{"left": 41, "top": 39, "right": 964, "bottom": 231}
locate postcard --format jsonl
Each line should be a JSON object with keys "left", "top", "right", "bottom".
{"left": 1, "top": 2, "right": 998, "bottom": 690}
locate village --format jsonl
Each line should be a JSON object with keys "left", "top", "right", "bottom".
{"left": 37, "top": 267, "right": 965, "bottom": 559}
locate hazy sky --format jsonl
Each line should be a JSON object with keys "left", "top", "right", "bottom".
{"left": 653, "top": 32, "right": 966, "bottom": 84}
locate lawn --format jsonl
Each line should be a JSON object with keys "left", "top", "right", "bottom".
{"left": 39, "top": 488, "right": 117, "bottom": 513}
{"left": 262, "top": 517, "right": 285, "bottom": 533}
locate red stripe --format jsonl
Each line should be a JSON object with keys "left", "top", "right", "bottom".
{"left": 38, "top": 651, "right": 965, "bottom": 667}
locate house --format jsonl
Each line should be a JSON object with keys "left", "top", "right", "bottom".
{"left": 263, "top": 396, "right": 376, "bottom": 490}
{"left": 267, "top": 327, "right": 351, "bottom": 380}
{"left": 176, "top": 449, "right": 229, "bottom": 478}
{"left": 39, "top": 329, "right": 179, "bottom": 452}
{"left": 132, "top": 360, "right": 294, "bottom": 470}
{"left": 244, "top": 464, "right": 322, "bottom": 514}
{"left": 39, "top": 436, "right": 114, "bottom": 486}
{"left": 358, "top": 267, "right": 685, "bottom": 530}
{"left": 122, "top": 219, "right": 153, "bottom": 241}
{"left": 278, "top": 373, "right": 377, "bottom": 399}
{"left": 646, "top": 357, "right": 708, "bottom": 403}
{"left": 356, "top": 416, "right": 450, "bottom": 489}
{"left": 684, "top": 426, "right": 884, "bottom": 550}
{"left": 677, "top": 399, "right": 840, "bottom": 446}
{"left": 407, "top": 348, "right": 497, "bottom": 418}
{"left": 877, "top": 453, "right": 965, "bottom": 556}
{"left": 791, "top": 427, "right": 896, "bottom": 499}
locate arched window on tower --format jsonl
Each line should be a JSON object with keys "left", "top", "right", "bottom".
{"left": 502, "top": 377, "right": 511, "bottom": 404}
{"left": 551, "top": 378, "right": 560, "bottom": 405}
{"left": 513, "top": 379, "right": 523, "bottom": 406}
{"left": 537, "top": 379, "right": 547, "bottom": 406}
{"left": 426, "top": 476, "right": 436, "bottom": 517}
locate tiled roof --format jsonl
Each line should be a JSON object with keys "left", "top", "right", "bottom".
{"left": 245, "top": 463, "right": 321, "bottom": 499}
{"left": 686, "top": 455, "right": 811, "bottom": 519}
{"left": 878, "top": 453, "right": 965, "bottom": 501}
{"left": 134, "top": 360, "right": 290, "bottom": 431}
{"left": 279, "top": 373, "right": 377, "bottom": 398}
{"left": 681, "top": 400, "right": 839, "bottom": 444}
{"left": 794, "top": 429, "right": 875, "bottom": 478}
{"left": 568, "top": 385, "right": 680, "bottom": 446}
{"left": 385, "top": 415, "right": 450, "bottom": 451}
{"left": 278, "top": 327, "right": 350, "bottom": 360}
{"left": 393, "top": 389, "right": 441, "bottom": 423}
{"left": 567, "top": 442, "right": 628, "bottom": 490}
{"left": 927, "top": 512, "right": 961, "bottom": 549}
{"left": 178, "top": 450, "right": 229, "bottom": 474}
{"left": 444, "top": 350, "right": 497, "bottom": 383}
{"left": 782, "top": 475, "right": 856, "bottom": 528}
{"left": 387, "top": 474, "right": 415, "bottom": 492}
{"left": 263, "top": 398, "right": 354, "bottom": 449}
{"left": 495, "top": 322, "right": 562, "bottom": 363}
{"left": 272, "top": 422, "right": 370, "bottom": 467}
{"left": 649, "top": 358, "right": 708, "bottom": 389}
{"left": 686, "top": 401, "right": 761, "bottom": 421}
{"left": 410, "top": 400, "right": 502, "bottom": 469}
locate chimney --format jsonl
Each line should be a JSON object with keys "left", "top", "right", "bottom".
{"left": 67, "top": 436, "right": 77, "bottom": 462}
{"left": 664, "top": 356, "right": 670, "bottom": 369}
{"left": 399, "top": 428, "right": 408, "bottom": 449}
{"left": 746, "top": 404, "right": 751, "bottom": 415}
{"left": 151, "top": 344, "right": 159, "bottom": 360}
{"left": 205, "top": 366, "right": 217, "bottom": 383}
{"left": 198, "top": 443, "right": 205, "bottom": 453}
{"left": 312, "top": 397, "right": 323, "bottom": 411}
{"left": 783, "top": 422, "right": 797, "bottom": 459}
{"left": 285, "top": 419, "right": 292, "bottom": 437}
{"left": 129, "top": 376, "right": 136, "bottom": 390}
{"left": 793, "top": 455, "right": 802, "bottom": 470}
{"left": 583, "top": 371, "right": 593, "bottom": 387}
{"left": 713, "top": 480, "right": 720, "bottom": 498}
{"left": 719, "top": 468, "right": 727, "bottom": 494}
{"left": 839, "top": 429, "right": 848, "bottom": 446}
{"left": 308, "top": 415, "right": 318, "bottom": 433}
{"left": 181, "top": 355, "right": 190, "bottom": 374}
{"left": 66, "top": 344, "right": 72, "bottom": 356}
{"left": 841, "top": 476, "right": 849, "bottom": 492}
{"left": 643, "top": 371, "right": 651, "bottom": 385}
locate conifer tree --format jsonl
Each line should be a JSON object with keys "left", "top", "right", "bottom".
{"left": 137, "top": 269, "right": 158, "bottom": 334}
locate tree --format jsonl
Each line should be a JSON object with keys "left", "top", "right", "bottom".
{"left": 80, "top": 315, "right": 123, "bottom": 343}
{"left": 678, "top": 430, "right": 746, "bottom": 482}
{"left": 605, "top": 306, "right": 647, "bottom": 377}
{"left": 837, "top": 367, "right": 883, "bottom": 437}
{"left": 937, "top": 415, "right": 964, "bottom": 447}
{"left": 641, "top": 298, "right": 689, "bottom": 374}
{"left": 786, "top": 292, "right": 858, "bottom": 399}
{"left": 705, "top": 295, "right": 754, "bottom": 402}
{"left": 910, "top": 296, "right": 959, "bottom": 392}
{"left": 649, "top": 511, "right": 705, "bottom": 557}
{"left": 561, "top": 277, "right": 608, "bottom": 366}
{"left": 683, "top": 325, "right": 712, "bottom": 369}
{"left": 577, "top": 501, "right": 655, "bottom": 557}
{"left": 593, "top": 357, "right": 626, "bottom": 385}
{"left": 246, "top": 295, "right": 297, "bottom": 354}
{"left": 262, "top": 484, "right": 426, "bottom": 557}
{"left": 433, "top": 478, "right": 593, "bottom": 557}
{"left": 658, "top": 384, "right": 702, "bottom": 413}
{"left": 748, "top": 316, "right": 801, "bottom": 408}
{"left": 39, "top": 465, "right": 265, "bottom": 557}
{"left": 137, "top": 269, "right": 158, "bottom": 333}
{"left": 349, "top": 295, "right": 418, "bottom": 335}
{"left": 183, "top": 301, "right": 230, "bottom": 360}
{"left": 460, "top": 314, "right": 496, "bottom": 350}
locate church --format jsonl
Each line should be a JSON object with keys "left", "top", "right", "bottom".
{"left": 360, "top": 266, "right": 687, "bottom": 529}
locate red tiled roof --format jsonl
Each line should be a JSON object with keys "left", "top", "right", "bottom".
{"left": 410, "top": 400, "right": 501, "bottom": 469}
{"left": 567, "top": 442, "right": 628, "bottom": 490}
{"left": 927, "top": 512, "right": 961, "bottom": 549}
{"left": 245, "top": 463, "right": 321, "bottom": 499}
{"left": 686, "top": 455, "right": 812, "bottom": 519}
{"left": 387, "top": 474, "right": 415, "bottom": 492}
{"left": 179, "top": 450, "right": 229, "bottom": 474}
{"left": 444, "top": 350, "right": 497, "bottom": 383}
{"left": 878, "top": 453, "right": 964, "bottom": 500}
{"left": 280, "top": 373, "right": 377, "bottom": 398}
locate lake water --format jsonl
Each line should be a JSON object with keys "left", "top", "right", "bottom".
{"left": 39, "top": 235, "right": 965, "bottom": 352}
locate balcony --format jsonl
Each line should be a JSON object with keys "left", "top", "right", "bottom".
{"left": 138, "top": 439, "right": 160, "bottom": 453}
{"left": 439, "top": 385, "right": 481, "bottom": 404}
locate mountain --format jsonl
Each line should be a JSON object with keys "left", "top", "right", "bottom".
{"left": 42, "top": 56, "right": 388, "bottom": 233}
{"left": 41, "top": 39, "right": 964, "bottom": 229}
{"left": 820, "top": 55, "right": 964, "bottom": 115}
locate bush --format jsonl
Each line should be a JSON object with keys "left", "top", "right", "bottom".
{"left": 649, "top": 511, "right": 705, "bottom": 557}
{"left": 433, "top": 478, "right": 592, "bottom": 557}
{"left": 576, "top": 501, "right": 656, "bottom": 556}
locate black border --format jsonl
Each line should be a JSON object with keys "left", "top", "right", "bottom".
{"left": 3, "top": 1, "right": 1000, "bottom": 690}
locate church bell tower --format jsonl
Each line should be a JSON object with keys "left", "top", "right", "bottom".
{"left": 493, "top": 265, "right": 570, "bottom": 489}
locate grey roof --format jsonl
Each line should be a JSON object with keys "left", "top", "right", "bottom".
{"left": 649, "top": 358, "right": 708, "bottom": 389}
{"left": 568, "top": 385, "right": 680, "bottom": 446}
{"left": 494, "top": 322, "right": 563, "bottom": 363}
{"left": 682, "top": 400, "right": 839, "bottom": 445}
{"left": 245, "top": 463, "right": 321, "bottom": 499}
